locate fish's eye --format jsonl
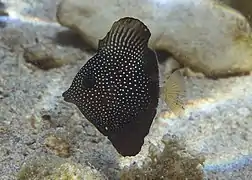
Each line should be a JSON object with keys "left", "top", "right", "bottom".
{"left": 82, "top": 75, "right": 95, "bottom": 88}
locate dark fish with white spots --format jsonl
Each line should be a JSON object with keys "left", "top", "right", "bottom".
{"left": 62, "top": 17, "right": 185, "bottom": 156}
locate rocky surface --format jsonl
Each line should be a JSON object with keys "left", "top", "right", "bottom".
{"left": 120, "top": 136, "right": 206, "bottom": 180}
{"left": 22, "top": 42, "right": 86, "bottom": 70}
{"left": 56, "top": 0, "right": 252, "bottom": 78}
{"left": 219, "top": 0, "right": 252, "bottom": 26}
{"left": 0, "top": 0, "right": 251, "bottom": 179}
{"left": 16, "top": 154, "right": 106, "bottom": 180}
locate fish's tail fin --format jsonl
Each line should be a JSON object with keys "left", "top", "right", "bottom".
{"left": 161, "top": 69, "right": 186, "bottom": 116}
{"left": 98, "top": 17, "right": 151, "bottom": 52}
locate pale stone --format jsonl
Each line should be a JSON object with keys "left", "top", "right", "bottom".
{"left": 219, "top": 0, "right": 252, "bottom": 26}
{"left": 56, "top": 0, "right": 252, "bottom": 77}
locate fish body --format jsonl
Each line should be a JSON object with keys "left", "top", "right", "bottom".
{"left": 62, "top": 17, "right": 184, "bottom": 156}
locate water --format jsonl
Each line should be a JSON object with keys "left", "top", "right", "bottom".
{"left": 0, "top": 0, "right": 251, "bottom": 179}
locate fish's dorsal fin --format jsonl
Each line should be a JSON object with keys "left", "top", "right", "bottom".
{"left": 161, "top": 69, "right": 186, "bottom": 116}
{"left": 98, "top": 17, "right": 151, "bottom": 52}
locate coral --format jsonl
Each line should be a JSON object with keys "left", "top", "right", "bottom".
{"left": 17, "top": 154, "right": 106, "bottom": 180}
{"left": 44, "top": 134, "right": 71, "bottom": 158}
{"left": 120, "top": 135, "right": 205, "bottom": 180}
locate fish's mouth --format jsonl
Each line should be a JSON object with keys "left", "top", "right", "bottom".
{"left": 62, "top": 90, "right": 74, "bottom": 103}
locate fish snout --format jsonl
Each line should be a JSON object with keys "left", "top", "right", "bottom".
{"left": 62, "top": 90, "right": 74, "bottom": 103}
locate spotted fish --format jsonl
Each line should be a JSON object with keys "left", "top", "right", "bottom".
{"left": 62, "top": 17, "right": 185, "bottom": 156}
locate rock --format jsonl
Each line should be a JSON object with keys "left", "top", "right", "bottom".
{"left": 23, "top": 43, "right": 85, "bottom": 70}
{"left": 0, "top": 86, "right": 9, "bottom": 100}
{"left": 219, "top": 0, "right": 252, "bottom": 26}
{"left": 182, "top": 68, "right": 205, "bottom": 78}
{"left": 56, "top": 0, "right": 252, "bottom": 78}
{"left": 17, "top": 154, "right": 106, "bottom": 180}
{"left": 120, "top": 135, "right": 205, "bottom": 180}
{"left": 44, "top": 134, "right": 71, "bottom": 158}
{"left": 0, "top": 126, "right": 8, "bottom": 134}
{"left": 25, "top": 115, "right": 40, "bottom": 133}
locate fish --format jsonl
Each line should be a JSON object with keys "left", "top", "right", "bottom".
{"left": 62, "top": 17, "right": 185, "bottom": 156}
{"left": 161, "top": 69, "right": 186, "bottom": 116}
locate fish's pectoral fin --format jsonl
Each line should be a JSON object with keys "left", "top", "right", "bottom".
{"left": 98, "top": 17, "right": 150, "bottom": 52}
{"left": 161, "top": 69, "right": 186, "bottom": 116}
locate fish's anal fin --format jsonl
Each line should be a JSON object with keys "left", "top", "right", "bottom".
{"left": 161, "top": 69, "right": 186, "bottom": 116}
{"left": 108, "top": 100, "right": 158, "bottom": 157}
{"left": 98, "top": 17, "right": 151, "bottom": 52}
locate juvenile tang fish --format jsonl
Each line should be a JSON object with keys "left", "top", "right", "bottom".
{"left": 62, "top": 17, "right": 185, "bottom": 156}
